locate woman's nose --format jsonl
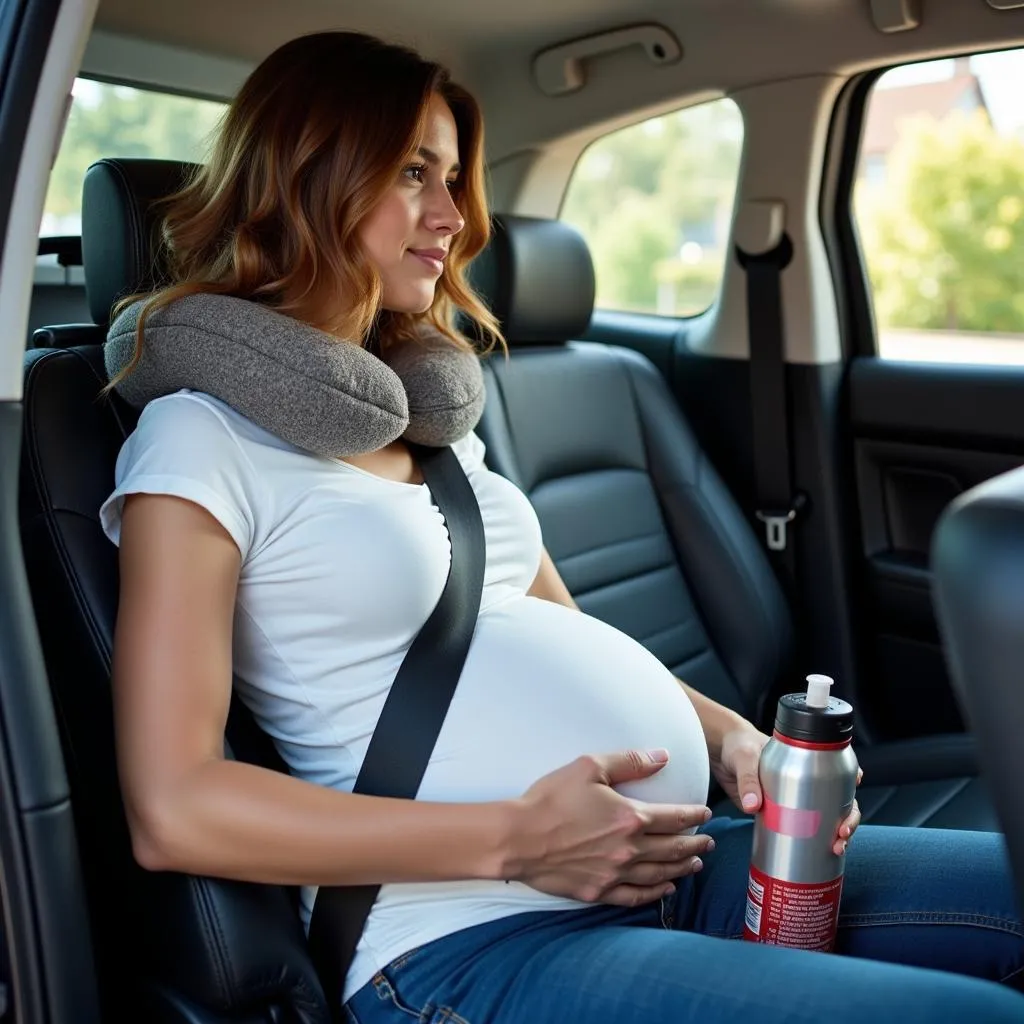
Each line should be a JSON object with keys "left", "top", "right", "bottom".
{"left": 424, "top": 184, "right": 465, "bottom": 236}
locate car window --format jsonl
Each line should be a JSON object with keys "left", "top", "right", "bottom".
{"left": 854, "top": 48, "right": 1024, "bottom": 364}
{"left": 561, "top": 98, "right": 743, "bottom": 318}
{"left": 41, "top": 78, "right": 226, "bottom": 237}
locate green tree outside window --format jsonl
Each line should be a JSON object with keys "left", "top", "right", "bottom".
{"left": 42, "top": 80, "right": 225, "bottom": 236}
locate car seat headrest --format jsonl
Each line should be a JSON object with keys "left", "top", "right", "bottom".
{"left": 81, "top": 158, "right": 198, "bottom": 328}
{"left": 471, "top": 214, "right": 595, "bottom": 345}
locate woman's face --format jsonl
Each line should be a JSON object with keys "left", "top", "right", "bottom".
{"left": 359, "top": 92, "right": 465, "bottom": 314}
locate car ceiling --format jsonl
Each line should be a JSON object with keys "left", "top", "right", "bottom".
{"left": 90, "top": 0, "right": 1024, "bottom": 167}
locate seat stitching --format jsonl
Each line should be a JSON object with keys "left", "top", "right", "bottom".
{"left": 23, "top": 350, "right": 117, "bottom": 674}
{"left": 637, "top": 618, "right": 705, "bottom": 651}
{"left": 107, "top": 160, "right": 146, "bottom": 309}
{"left": 557, "top": 530, "right": 667, "bottom": 567}
{"left": 669, "top": 647, "right": 719, "bottom": 680}
{"left": 484, "top": 362, "right": 528, "bottom": 487}
{"left": 857, "top": 784, "right": 898, "bottom": 820}
{"left": 614, "top": 348, "right": 784, "bottom": 709}
{"left": 915, "top": 776, "right": 975, "bottom": 827}
{"left": 1000, "top": 963, "right": 1024, "bottom": 985}
{"left": 864, "top": 776, "right": 975, "bottom": 828}
{"left": 193, "top": 878, "right": 232, "bottom": 1006}
{"left": 572, "top": 562, "right": 680, "bottom": 603}
{"left": 530, "top": 463, "right": 649, "bottom": 491}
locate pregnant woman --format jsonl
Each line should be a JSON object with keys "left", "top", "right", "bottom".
{"left": 102, "top": 29, "right": 1024, "bottom": 1024}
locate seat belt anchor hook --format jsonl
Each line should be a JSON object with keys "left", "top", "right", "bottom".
{"left": 756, "top": 509, "right": 796, "bottom": 551}
{"left": 755, "top": 494, "right": 807, "bottom": 552}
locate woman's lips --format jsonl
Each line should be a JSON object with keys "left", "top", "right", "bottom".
{"left": 408, "top": 249, "right": 445, "bottom": 274}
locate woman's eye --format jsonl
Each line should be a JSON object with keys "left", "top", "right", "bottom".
{"left": 446, "top": 179, "right": 458, "bottom": 194}
{"left": 403, "top": 164, "right": 427, "bottom": 183}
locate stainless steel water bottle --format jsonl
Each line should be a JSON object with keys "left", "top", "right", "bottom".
{"left": 743, "top": 674, "right": 858, "bottom": 952}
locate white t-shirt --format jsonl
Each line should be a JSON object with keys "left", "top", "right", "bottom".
{"left": 100, "top": 390, "right": 710, "bottom": 1001}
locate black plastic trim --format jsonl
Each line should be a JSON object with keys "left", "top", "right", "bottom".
{"left": 0, "top": 5, "right": 103, "bottom": 1019}
{"left": 819, "top": 68, "right": 882, "bottom": 360}
{"left": 0, "top": 0, "right": 60, "bottom": 271}
{"left": 37, "top": 236, "right": 82, "bottom": 267}
{"left": 850, "top": 358, "right": 1024, "bottom": 451}
{"left": 1, "top": 396, "right": 99, "bottom": 1024}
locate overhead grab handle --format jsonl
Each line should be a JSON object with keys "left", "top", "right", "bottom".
{"left": 533, "top": 24, "right": 682, "bottom": 97}
{"left": 985, "top": 0, "right": 1024, "bottom": 9}
{"left": 868, "top": 0, "right": 921, "bottom": 33}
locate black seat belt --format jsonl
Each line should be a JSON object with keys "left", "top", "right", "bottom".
{"left": 305, "top": 442, "right": 486, "bottom": 1019}
{"left": 735, "top": 233, "right": 805, "bottom": 580}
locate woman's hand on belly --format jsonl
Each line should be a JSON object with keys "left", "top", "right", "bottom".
{"left": 503, "top": 748, "right": 715, "bottom": 907}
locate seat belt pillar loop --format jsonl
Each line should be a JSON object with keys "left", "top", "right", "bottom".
{"left": 735, "top": 199, "right": 800, "bottom": 566}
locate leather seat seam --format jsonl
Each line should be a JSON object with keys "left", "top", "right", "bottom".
{"left": 557, "top": 529, "right": 666, "bottom": 566}
{"left": 194, "top": 879, "right": 233, "bottom": 1006}
{"left": 616, "top": 347, "right": 784, "bottom": 710}
{"left": 23, "top": 351, "right": 115, "bottom": 672}
{"left": 571, "top": 561, "right": 678, "bottom": 604}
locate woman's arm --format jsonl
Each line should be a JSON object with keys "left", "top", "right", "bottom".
{"left": 114, "top": 492, "right": 512, "bottom": 886}
{"left": 114, "top": 497, "right": 710, "bottom": 899}
{"left": 526, "top": 546, "right": 577, "bottom": 606}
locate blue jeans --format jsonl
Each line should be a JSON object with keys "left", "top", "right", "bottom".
{"left": 345, "top": 820, "right": 1024, "bottom": 1024}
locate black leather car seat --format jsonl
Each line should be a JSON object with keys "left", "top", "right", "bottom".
{"left": 933, "top": 468, "right": 1024, "bottom": 913}
{"left": 470, "top": 214, "right": 999, "bottom": 831}
{"left": 22, "top": 159, "right": 331, "bottom": 1023}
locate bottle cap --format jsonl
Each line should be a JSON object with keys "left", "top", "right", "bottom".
{"left": 775, "top": 674, "right": 854, "bottom": 744}
{"left": 805, "top": 674, "right": 833, "bottom": 708}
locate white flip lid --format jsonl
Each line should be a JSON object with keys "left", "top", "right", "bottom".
{"left": 805, "top": 674, "right": 834, "bottom": 709}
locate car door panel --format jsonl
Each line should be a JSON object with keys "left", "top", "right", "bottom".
{"left": 848, "top": 359, "right": 1024, "bottom": 741}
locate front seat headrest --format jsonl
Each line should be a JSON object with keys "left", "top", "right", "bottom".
{"left": 81, "top": 157, "right": 198, "bottom": 328}
{"left": 472, "top": 214, "right": 595, "bottom": 345}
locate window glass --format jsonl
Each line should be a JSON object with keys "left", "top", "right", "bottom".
{"left": 855, "top": 49, "right": 1024, "bottom": 364}
{"left": 42, "top": 79, "right": 226, "bottom": 237}
{"left": 561, "top": 98, "right": 744, "bottom": 318}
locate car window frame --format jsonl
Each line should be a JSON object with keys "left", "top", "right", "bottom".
{"left": 558, "top": 94, "right": 746, "bottom": 322}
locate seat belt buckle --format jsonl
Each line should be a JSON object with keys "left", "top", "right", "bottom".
{"left": 755, "top": 495, "right": 807, "bottom": 552}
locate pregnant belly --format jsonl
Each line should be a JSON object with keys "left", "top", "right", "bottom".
{"left": 418, "top": 597, "right": 711, "bottom": 814}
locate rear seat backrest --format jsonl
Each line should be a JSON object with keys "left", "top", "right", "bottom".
{"left": 472, "top": 214, "right": 998, "bottom": 832}
{"left": 472, "top": 216, "right": 792, "bottom": 721}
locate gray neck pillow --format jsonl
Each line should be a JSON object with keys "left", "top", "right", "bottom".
{"left": 104, "top": 293, "right": 485, "bottom": 458}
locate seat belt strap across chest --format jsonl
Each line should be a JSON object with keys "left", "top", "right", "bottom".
{"left": 305, "top": 442, "right": 486, "bottom": 1019}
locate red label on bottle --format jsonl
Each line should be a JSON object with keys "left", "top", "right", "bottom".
{"left": 760, "top": 793, "right": 822, "bottom": 838}
{"left": 743, "top": 863, "right": 843, "bottom": 952}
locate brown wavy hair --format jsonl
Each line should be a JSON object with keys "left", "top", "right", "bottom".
{"left": 111, "top": 31, "right": 502, "bottom": 386}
